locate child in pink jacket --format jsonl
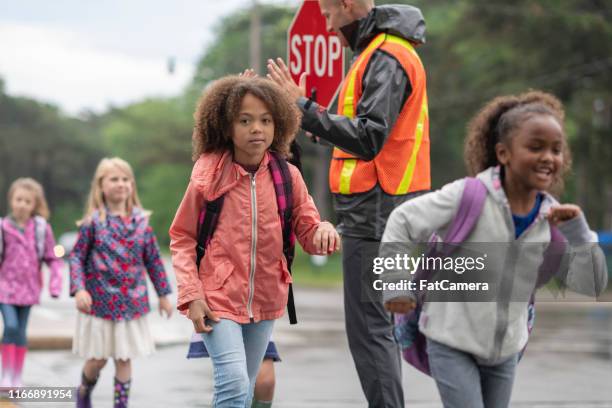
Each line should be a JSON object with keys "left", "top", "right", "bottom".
{"left": 169, "top": 76, "right": 340, "bottom": 407}
{"left": 0, "top": 178, "right": 62, "bottom": 387}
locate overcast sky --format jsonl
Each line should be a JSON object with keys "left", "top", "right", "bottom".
{"left": 0, "top": 0, "right": 298, "bottom": 115}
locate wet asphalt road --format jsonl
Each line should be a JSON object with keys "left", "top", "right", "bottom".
{"left": 6, "top": 288, "right": 612, "bottom": 408}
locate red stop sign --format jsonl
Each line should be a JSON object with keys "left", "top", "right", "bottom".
{"left": 287, "top": 0, "right": 345, "bottom": 108}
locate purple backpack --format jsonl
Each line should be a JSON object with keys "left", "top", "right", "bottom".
{"left": 393, "top": 177, "right": 566, "bottom": 375}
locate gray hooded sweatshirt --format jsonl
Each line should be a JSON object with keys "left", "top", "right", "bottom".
{"left": 381, "top": 167, "right": 608, "bottom": 364}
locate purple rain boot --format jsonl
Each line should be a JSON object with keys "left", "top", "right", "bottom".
{"left": 76, "top": 372, "right": 98, "bottom": 408}
{"left": 113, "top": 377, "right": 131, "bottom": 408}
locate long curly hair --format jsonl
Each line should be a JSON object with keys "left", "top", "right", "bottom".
{"left": 464, "top": 90, "right": 572, "bottom": 194}
{"left": 192, "top": 76, "right": 301, "bottom": 161}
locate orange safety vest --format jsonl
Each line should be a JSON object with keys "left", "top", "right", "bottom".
{"left": 329, "top": 33, "right": 430, "bottom": 195}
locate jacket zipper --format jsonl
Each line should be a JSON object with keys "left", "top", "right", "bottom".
{"left": 247, "top": 174, "right": 257, "bottom": 320}
{"left": 492, "top": 204, "right": 544, "bottom": 362}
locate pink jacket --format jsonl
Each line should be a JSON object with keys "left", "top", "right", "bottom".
{"left": 169, "top": 151, "right": 321, "bottom": 323}
{"left": 0, "top": 217, "right": 63, "bottom": 305}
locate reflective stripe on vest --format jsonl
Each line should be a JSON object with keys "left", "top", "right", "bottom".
{"left": 335, "top": 34, "right": 387, "bottom": 194}
{"left": 330, "top": 32, "right": 430, "bottom": 195}
{"left": 396, "top": 93, "right": 428, "bottom": 194}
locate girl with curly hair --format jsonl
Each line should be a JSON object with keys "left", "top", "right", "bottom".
{"left": 383, "top": 90, "right": 607, "bottom": 407}
{"left": 170, "top": 75, "right": 340, "bottom": 407}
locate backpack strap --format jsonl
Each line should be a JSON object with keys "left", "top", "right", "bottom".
{"left": 34, "top": 216, "right": 47, "bottom": 262}
{"left": 443, "top": 177, "right": 488, "bottom": 244}
{"left": 268, "top": 151, "right": 297, "bottom": 324}
{"left": 268, "top": 152, "right": 295, "bottom": 266}
{"left": 415, "top": 177, "right": 488, "bottom": 288}
{"left": 195, "top": 196, "right": 225, "bottom": 269}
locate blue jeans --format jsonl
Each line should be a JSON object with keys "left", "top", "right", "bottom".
{"left": 0, "top": 304, "right": 31, "bottom": 346}
{"left": 201, "top": 319, "right": 274, "bottom": 408}
{"left": 427, "top": 338, "right": 518, "bottom": 408}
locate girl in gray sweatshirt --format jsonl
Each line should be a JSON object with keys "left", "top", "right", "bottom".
{"left": 382, "top": 91, "right": 608, "bottom": 408}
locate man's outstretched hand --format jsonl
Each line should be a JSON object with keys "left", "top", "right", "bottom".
{"left": 267, "top": 58, "right": 306, "bottom": 102}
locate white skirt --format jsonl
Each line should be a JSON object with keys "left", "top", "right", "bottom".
{"left": 72, "top": 313, "right": 156, "bottom": 360}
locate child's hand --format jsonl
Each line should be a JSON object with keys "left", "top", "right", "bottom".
{"left": 188, "top": 299, "right": 220, "bottom": 333}
{"left": 239, "top": 68, "right": 257, "bottom": 78}
{"left": 384, "top": 298, "right": 416, "bottom": 314}
{"left": 75, "top": 290, "right": 92, "bottom": 314}
{"left": 313, "top": 221, "right": 341, "bottom": 255}
{"left": 158, "top": 296, "right": 173, "bottom": 319}
{"left": 547, "top": 204, "right": 582, "bottom": 226}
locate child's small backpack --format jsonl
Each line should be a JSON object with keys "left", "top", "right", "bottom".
{"left": 393, "top": 177, "right": 566, "bottom": 375}
{"left": 194, "top": 151, "right": 298, "bottom": 324}
{"left": 0, "top": 216, "right": 48, "bottom": 265}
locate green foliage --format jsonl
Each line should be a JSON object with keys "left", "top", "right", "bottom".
{"left": 378, "top": 1, "right": 612, "bottom": 226}
{"left": 99, "top": 97, "right": 194, "bottom": 245}
{"left": 291, "top": 246, "right": 343, "bottom": 288}
{"left": 0, "top": 85, "right": 105, "bottom": 234}
{"left": 429, "top": 1, "right": 612, "bottom": 226}
{"left": 102, "top": 98, "right": 193, "bottom": 166}
{"left": 188, "top": 5, "right": 295, "bottom": 97}
{"left": 138, "top": 163, "right": 191, "bottom": 246}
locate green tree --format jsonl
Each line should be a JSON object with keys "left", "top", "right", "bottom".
{"left": 100, "top": 97, "right": 194, "bottom": 245}
{"left": 419, "top": 0, "right": 612, "bottom": 227}
{"left": 0, "top": 83, "right": 105, "bottom": 234}
{"left": 188, "top": 5, "right": 295, "bottom": 99}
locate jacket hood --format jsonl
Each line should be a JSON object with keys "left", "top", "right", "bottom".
{"left": 191, "top": 151, "right": 271, "bottom": 202}
{"left": 476, "top": 166, "right": 559, "bottom": 216}
{"left": 344, "top": 5, "right": 426, "bottom": 52}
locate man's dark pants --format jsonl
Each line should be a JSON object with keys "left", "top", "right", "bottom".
{"left": 342, "top": 235, "right": 404, "bottom": 408}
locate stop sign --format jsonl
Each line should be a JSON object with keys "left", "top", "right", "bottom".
{"left": 287, "top": 0, "right": 344, "bottom": 108}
